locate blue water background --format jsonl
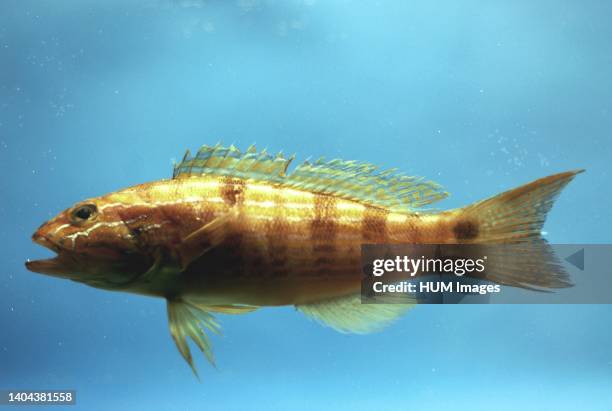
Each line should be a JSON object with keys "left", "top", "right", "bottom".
{"left": 1, "top": 1, "right": 611, "bottom": 410}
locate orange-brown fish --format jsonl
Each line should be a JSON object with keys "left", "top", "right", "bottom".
{"left": 26, "top": 144, "right": 583, "bottom": 375}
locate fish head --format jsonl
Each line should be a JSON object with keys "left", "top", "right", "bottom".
{"left": 26, "top": 197, "right": 153, "bottom": 290}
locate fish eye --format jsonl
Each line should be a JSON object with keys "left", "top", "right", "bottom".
{"left": 71, "top": 204, "right": 98, "bottom": 223}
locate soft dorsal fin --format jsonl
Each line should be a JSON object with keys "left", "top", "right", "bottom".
{"left": 287, "top": 157, "right": 447, "bottom": 210}
{"left": 296, "top": 294, "right": 414, "bottom": 334}
{"left": 173, "top": 144, "right": 448, "bottom": 210}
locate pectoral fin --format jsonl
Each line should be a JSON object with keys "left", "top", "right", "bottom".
{"left": 176, "top": 209, "right": 237, "bottom": 270}
{"left": 167, "top": 299, "right": 220, "bottom": 378}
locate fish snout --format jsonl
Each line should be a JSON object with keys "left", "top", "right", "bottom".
{"left": 27, "top": 227, "right": 75, "bottom": 277}
{"left": 32, "top": 227, "right": 63, "bottom": 253}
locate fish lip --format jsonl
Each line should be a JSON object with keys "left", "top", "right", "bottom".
{"left": 26, "top": 233, "right": 73, "bottom": 276}
{"left": 32, "top": 233, "right": 62, "bottom": 253}
{"left": 25, "top": 256, "right": 64, "bottom": 275}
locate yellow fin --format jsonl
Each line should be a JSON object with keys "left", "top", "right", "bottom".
{"left": 184, "top": 299, "right": 259, "bottom": 315}
{"left": 470, "top": 240, "right": 572, "bottom": 290}
{"left": 177, "top": 209, "right": 237, "bottom": 270}
{"left": 451, "top": 170, "right": 583, "bottom": 290}
{"left": 173, "top": 144, "right": 447, "bottom": 210}
{"left": 173, "top": 144, "right": 294, "bottom": 181}
{"left": 296, "top": 294, "right": 414, "bottom": 334}
{"left": 202, "top": 305, "right": 258, "bottom": 314}
{"left": 459, "top": 169, "right": 584, "bottom": 243}
{"left": 167, "top": 299, "right": 220, "bottom": 378}
{"left": 286, "top": 157, "right": 448, "bottom": 210}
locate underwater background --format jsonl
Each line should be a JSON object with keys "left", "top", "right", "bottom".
{"left": 1, "top": 1, "right": 612, "bottom": 410}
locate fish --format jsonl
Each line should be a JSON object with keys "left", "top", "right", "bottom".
{"left": 25, "top": 144, "right": 583, "bottom": 376}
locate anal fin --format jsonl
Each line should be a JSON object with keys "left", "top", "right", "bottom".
{"left": 196, "top": 305, "right": 258, "bottom": 315}
{"left": 183, "top": 298, "right": 259, "bottom": 315}
{"left": 296, "top": 294, "right": 414, "bottom": 334}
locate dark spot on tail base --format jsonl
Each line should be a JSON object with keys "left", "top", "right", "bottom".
{"left": 453, "top": 220, "right": 479, "bottom": 240}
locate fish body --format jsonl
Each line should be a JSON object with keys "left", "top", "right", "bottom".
{"left": 80, "top": 176, "right": 457, "bottom": 304}
{"left": 26, "top": 144, "right": 582, "bottom": 375}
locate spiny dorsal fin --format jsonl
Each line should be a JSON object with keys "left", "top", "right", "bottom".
{"left": 173, "top": 143, "right": 294, "bottom": 182}
{"left": 167, "top": 299, "right": 220, "bottom": 378}
{"left": 296, "top": 294, "right": 414, "bottom": 334}
{"left": 173, "top": 144, "right": 448, "bottom": 210}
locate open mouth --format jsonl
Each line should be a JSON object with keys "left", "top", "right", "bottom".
{"left": 26, "top": 233, "right": 153, "bottom": 286}
{"left": 25, "top": 234, "right": 76, "bottom": 277}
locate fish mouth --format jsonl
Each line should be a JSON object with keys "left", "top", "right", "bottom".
{"left": 26, "top": 233, "right": 153, "bottom": 287}
{"left": 25, "top": 234, "right": 77, "bottom": 277}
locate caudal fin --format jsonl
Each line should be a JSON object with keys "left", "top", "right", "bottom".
{"left": 461, "top": 170, "right": 584, "bottom": 243}
{"left": 458, "top": 170, "right": 584, "bottom": 289}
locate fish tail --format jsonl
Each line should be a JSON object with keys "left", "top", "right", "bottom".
{"left": 458, "top": 169, "right": 584, "bottom": 243}
{"left": 454, "top": 169, "right": 584, "bottom": 289}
